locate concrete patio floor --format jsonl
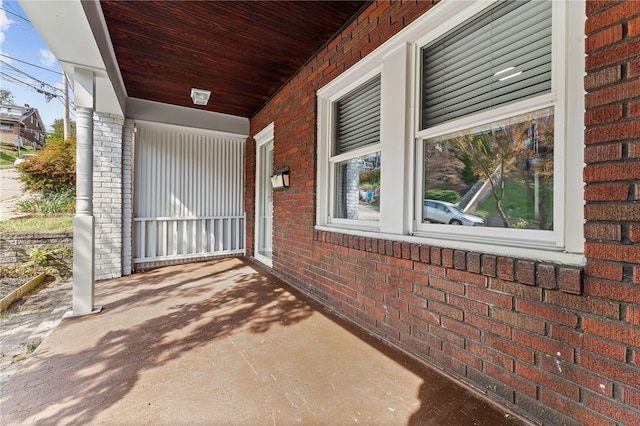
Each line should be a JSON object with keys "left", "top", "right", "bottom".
{"left": 1, "top": 258, "right": 528, "bottom": 425}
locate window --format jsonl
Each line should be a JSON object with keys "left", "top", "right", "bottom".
{"left": 316, "top": 0, "right": 584, "bottom": 264}
{"left": 329, "top": 75, "right": 382, "bottom": 225}
{"left": 415, "top": 0, "right": 577, "bottom": 252}
{"left": 421, "top": 107, "right": 554, "bottom": 230}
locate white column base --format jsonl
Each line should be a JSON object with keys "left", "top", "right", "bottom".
{"left": 63, "top": 306, "right": 103, "bottom": 319}
{"left": 71, "top": 215, "right": 98, "bottom": 316}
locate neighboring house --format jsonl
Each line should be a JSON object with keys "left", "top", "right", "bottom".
{"left": 20, "top": 1, "right": 639, "bottom": 425}
{"left": 0, "top": 104, "right": 47, "bottom": 148}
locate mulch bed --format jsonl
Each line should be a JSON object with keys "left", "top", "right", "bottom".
{"left": 0, "top": 277, "right": 31, "bottom": 300}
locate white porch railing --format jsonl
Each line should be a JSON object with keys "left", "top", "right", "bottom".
{"left": 134, "top": 214, "right": 245, "bottom": 265}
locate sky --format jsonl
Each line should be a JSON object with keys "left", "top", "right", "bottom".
{"left": 0, "top": 0, "right": 72, "bottom": 132}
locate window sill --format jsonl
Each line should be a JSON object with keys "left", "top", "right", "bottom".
{"left": 314, "top": 225, "right": 585, "bottom": 267}
{"left": 323, "top": 222, "right": 380, "bottom": 233}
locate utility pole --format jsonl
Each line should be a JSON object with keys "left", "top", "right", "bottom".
{"left": 63, "top": 73, "right": 70, "bottom": 140}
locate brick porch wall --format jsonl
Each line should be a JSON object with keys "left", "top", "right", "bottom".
{"left": 121, "top": 119, "right": 134, "bottom": 276}
{"left": 93, "top": 113, "right": 124, "bottom": 280}
{"left": 581, "top": 1, "right": 640, "bottom": 424}
{"left": 248, "top": 1, "right": 640, "bottom": 425}
{"left": 245, "top": 136, "right": 256, "bottom": 257}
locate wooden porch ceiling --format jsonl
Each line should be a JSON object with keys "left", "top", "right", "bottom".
{"left": 100, "top": 1, "right": 368, "bottom": 118}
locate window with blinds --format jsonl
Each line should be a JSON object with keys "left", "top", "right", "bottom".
{"left": 334, "top": 75, "right": 381, "bottom": 156}
{"left": 420, "top": 0, "right": 552, "bottom": 130}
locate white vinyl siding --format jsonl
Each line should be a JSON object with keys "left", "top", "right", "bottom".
{"left": 134, "top": 123, "right": 245, "bottom": 267}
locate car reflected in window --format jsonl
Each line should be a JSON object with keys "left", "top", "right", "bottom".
{"left": 423, "top": 199, "right": 484, "bottom": 226}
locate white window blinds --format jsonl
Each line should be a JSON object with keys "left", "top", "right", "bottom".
{"left": 420, "top": 0, "right": 552, "bottom": 129}
{"left": 334, "top": 75, "right": 381, "bottom": 155}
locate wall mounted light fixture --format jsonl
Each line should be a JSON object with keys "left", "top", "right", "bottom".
{"left": 271, "top": 166, "right": 290, "bottom": 189}
{"left": 190, "top": 88, "right": 211, "bottom": 105}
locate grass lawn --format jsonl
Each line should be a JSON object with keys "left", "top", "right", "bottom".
{"left": 478, "top": 177, "right": 553, "bottom": 227}
{"left": 0, "top": 144, "right": 36, "bottom": 168}
{"left": 0, "top": 216, "right": 73, "bottom": 233}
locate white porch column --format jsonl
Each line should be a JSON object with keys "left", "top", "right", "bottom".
{"left": 66, "top": 68, "right": 102, "bottom": 317}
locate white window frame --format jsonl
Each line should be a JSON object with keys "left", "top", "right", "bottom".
{"left": 318, "top": 67, "right": 385, "bottom": 231}
{"left": 328, "top": 73, "right": 383, "bottom": 228}
{"left": 316, "top": 0, "right": 585, "bottom": 265}
{"left": 329, "top": 147, "right": 382, "bottom": 228}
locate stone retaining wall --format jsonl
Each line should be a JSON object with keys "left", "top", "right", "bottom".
{"left": 0, "top": 231, "right": 73, "bottom": 274}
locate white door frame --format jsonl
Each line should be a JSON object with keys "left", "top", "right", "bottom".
{"left": 254, "top": 122, "right": 274, "bottom": 267}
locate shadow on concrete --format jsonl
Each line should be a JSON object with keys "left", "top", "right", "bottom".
{"left": 1, "top": 257, "right": 526, "bottom": 425}
{"left": 0, "top": 257, "right": 314, "bottom": 424}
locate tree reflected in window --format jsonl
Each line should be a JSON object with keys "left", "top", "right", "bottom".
{"left": 424, "top": 108, "right": 554, "bottom": 230}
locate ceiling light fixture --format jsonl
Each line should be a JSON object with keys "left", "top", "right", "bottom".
{"left": 190, "top": 88, "right": 211, "bottom": 106}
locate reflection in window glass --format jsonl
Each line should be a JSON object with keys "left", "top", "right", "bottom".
{"left": 422, "top": 108, "right": 554, "bottom": 230}
{"left": 335, "top": 152, "right": 381, "bottom": 221}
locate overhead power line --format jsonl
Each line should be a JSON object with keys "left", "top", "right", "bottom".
{"left": 0, "top": 7, "right": 31, "bottom": 24}
{"left": 0, "top": 71, "right": 59, "bottom": 102}
{"left": 1, "top": 59, "right": 61, "bottom": 90}
{"left": 0, "top": 71, "right": 25, "bottom": 85}
{"left": 56, "top": 95, "right": 76, "bottom": 111}
{"left": 0, "top": 53, "right": 63, "bottom": 75}
{"left": 1, "top": 48, "right": 73, "bottom": 121}
{"left": 1, "top": 59, "right": 61, "bottom": 95}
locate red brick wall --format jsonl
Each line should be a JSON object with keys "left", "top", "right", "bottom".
{"left": 580, "top": 1, "right": 640, "bottom": 424}
{"left": 248, "top": 1, "right": 640, "bottom": 424}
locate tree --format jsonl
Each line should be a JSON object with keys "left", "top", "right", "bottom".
{"left": 449, "top": 130, "right": 513, "bottom": 228}
{"left": 423, "top": 141, "right": 469, "bottom": 197}
{"left": 49, "top": 118, "right": 76, "bottom": 140}
{"left": 0, "top": 89, "right": 15, "bottom": 105}
{"left": 513, "top": 116, "right": 554, "bottom": 230}
{"left": 17, "top": 136, "right": 76, "bottom": 194}
{"left": 448, "top": 113, "right": 554, "bottom": 230}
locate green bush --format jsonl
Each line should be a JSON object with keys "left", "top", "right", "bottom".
{"left": 17, "top": 137, "right": 76, "bottom": 194}
{"left": 359, "top": 167, "right": 380, "bottom": 191}
{"left": 425, "top": 189, "right": 460, "bottom": 203}
{"left": 21, "top": 246, "right": 73, "bottom": 277}
{"left": 16, "top": 191, "right": 75, "bottom": 214}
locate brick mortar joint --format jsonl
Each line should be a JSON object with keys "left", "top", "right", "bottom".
{"left": 315, "top": 230, "right": 584, "bottom": 295}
